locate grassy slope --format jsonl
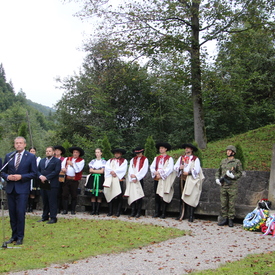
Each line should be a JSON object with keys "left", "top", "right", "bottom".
{"left": 169, "top": 124, "right": 275, "bottom": 171}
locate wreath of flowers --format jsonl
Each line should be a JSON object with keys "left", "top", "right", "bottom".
{"left": 243, "top": 208, "right": 269, "bottom": 231}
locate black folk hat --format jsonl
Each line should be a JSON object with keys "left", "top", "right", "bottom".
{"left": 54, "top": 145, "right": 66, "bottom": 155}
{"left": 111, "top": 148, "right": 126, "bottom": 155}
{"left": 69, "top": 146, "right": 85, "bottom": 157}
{"left": 132, "top": 146, "right": 145, "bottom": 154}
{"left": 182, "top": 143, "right": 198, "bottom": 152}
{"left": 156, "top": 142, "right": 171, "bottom": 151}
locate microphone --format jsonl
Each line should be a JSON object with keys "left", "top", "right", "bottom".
{"left": 9, "top": 150, "right": 18, "bottom": 159}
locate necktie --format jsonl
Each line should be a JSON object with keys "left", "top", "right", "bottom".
{"left": 15, "top": 153, "right": 21, "bottom": 170}
{"left": 45, "top": 158, "right": 50, "bottom": 167}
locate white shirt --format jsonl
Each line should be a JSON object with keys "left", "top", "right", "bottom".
{"left": 127, "top": 157, "right": 149, "bottom": 182}
{"left": 174, "top": 155, "right": 201, "bottom": 179}
{"left": 61, "top": 157, "right": 85, "bottom": 177}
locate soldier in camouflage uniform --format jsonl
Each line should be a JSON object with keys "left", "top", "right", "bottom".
{"left": 215, "top": 145, "right": 243, "bottom": 227}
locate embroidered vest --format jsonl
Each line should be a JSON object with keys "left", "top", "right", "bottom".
{"left": 66, "top": 157, "right": 83, "bottom": 181}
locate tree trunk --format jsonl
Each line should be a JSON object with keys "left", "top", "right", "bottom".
{"left": 190, "top": 0, "right": 207, "bottom": 149}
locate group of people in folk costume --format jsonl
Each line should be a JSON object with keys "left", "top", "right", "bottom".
{"left": 84, "top": 142, "right": 205, "bottom": 222}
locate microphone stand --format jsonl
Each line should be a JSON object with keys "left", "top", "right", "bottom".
{"left": 0, "top": 153, "right": 20, "bottom": 249}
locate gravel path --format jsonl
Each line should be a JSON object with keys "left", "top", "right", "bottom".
{"left": 6, "top": 211, "right": 275, "bottom": 275}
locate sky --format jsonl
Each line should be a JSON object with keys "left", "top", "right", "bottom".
{"left": 0, "top": 0, "right": 91, "bottom": 108}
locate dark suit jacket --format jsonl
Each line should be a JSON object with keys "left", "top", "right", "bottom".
{"left": 37, "top": 157, "right": 61, "bottom": 188}
{"left": 2, "top": 151, "right": 38, "bottom": 194}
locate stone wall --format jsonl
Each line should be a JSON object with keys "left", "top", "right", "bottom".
{"left": 77, "top": 168, "right": 270, "bottom": 219}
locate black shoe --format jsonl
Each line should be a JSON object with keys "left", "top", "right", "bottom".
{"left": 153, "top": 213, "right": 160, "bottom": 218}
{"left": 37, "top": 219, "right": 48, "bottom": 222}
{"left": 71, "top": 211, "right": 76, "bottom": 215}
{"left": 135, "top": 213, "right": 141, "bottom": 218}
{"left": 95, "top": 203, "right": 100, "bottom": 215}
{"left": 107, "top": 212, "right": 113, "bottom": 216}
{"left": 218, "top": 217, "right": 228, "bottom": 226}
{"left": 90, "top": 202, "right": 96, "bottom": 215}
{"left": 62, "top": 210, "right": 68, "bottom": 215}
{"left": 116, "top": 212, "right": 121, "bottom": 217}
{"left": 47, "top": 219, "right": 57, "bottom": 224}
{"left": 160, "top": 214, "right": 166, "bottom": 219}
{"left": 5, "top": 238, "right": 16, "bottom": 244}
{"left": 15, "top": 239, "right": 23, "bottom": 245}
{"left": 228, "top": 219, "right": 234, "bottom": 227}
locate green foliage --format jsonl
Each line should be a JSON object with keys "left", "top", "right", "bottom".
{"left": 0, "top": 216, "right": 185, "bottom": 273}
{"left": 235, "top": 143, "right": 246, "bottom": 170}
{"left": 75, "top": 0, "right": 275, "bottom": 149}
{"left": 101, "top": 135, "right": 112, "bottom": 160}
{"left": 61, "top": 140, "right": 72, "bottom": 158}
{"left": 0, "top": 64, "right": 58, "bottom": 157}
{"left": 203, "top": 26, "right": 275, "bottom": 142}
{"left": 18, "top": 122, "right": 28, "bottom": 139}
{"left": 144, "top": 135, "right": 156, "bottom": 164}
{"left": 193, "top": 142, "right": 203, "bottom": 168}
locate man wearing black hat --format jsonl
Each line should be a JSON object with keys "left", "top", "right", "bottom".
{"left": 61, "top": 146, "right": 85, "bottom": 215}
{"left": 103, "top": 148, "right": 127, "bottom": 217}
{"left": 124, "top": 147, "right": 149, "bottom": 218}
{"left": 174, "top": 143, "right": 204, "bottom": 222}
{"left": 150, "top": 142, "right": 176, "bottom": 219}
{"left": 54, "top": 145, "right": 65, "bottom": 162}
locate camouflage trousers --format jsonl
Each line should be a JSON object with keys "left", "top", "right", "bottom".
{"left": 220, "top": 184, "right": 237, "bottom": 219}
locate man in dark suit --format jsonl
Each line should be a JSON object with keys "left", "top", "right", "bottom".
{"left": 37, "top": 146, "right": 61, "bottom": 224}
{"left": 1, "top": 136, "right": 37, "bottom": 245}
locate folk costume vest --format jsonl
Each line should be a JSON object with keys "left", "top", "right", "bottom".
{"left": 66, "top": 157, "right": 83, "bottom": 181}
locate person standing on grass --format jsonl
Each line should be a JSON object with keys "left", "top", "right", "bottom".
{"left": 61, "top": 146, "right": 85, "bottom": 215}
{"left": 54, "top": 145, "right": 66, "bottom": 213}
{"left": 85, "top": 148, "right": 106, "bottom": 215}
{"left": 103, "top": 148, "right": 128, "bottom": 217}
{"left": 215, "top": 145, "right": 243, "bottom": 227}
{"left": 150, "top": 142, "right": 176, "bottom": 219}
{"left": 37, "top": 146, "right": 61, "bottom": 224}
{"left": 2, "top": 136, "right": 37, "bottom": 245}
{"left": 27, "top": 147, "right": 41, "bottom": 212}
{"left": 124, "top": 146, "right": 149, "bottom": 218}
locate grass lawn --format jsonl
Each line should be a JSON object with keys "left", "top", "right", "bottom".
{"left": 192, "top": 251, "right": 275, "bottom": 275}
{"left": 169, "top": 124, "right": 275, "bottom": 171}
{"left": 0, "top": 216, "right": 186, "bottom": 273}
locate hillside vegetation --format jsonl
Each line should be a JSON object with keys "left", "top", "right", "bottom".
{"left": 169, "top": 124, "right": 275, "bottom": 172}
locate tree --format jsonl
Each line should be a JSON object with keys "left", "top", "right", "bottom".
{"left": 101, "top": 135, "right": 112, "bottom": 160}
{"left": 73, "top": 0, "right": 275, "bottom": 148}
{"left": 18, "top": 122, "right": 28, "bottom": 139}
{"left": 203, "top": 25, "right": 275, "bottom": 141}
{"left": 144, "top": 135, "right": 156, "bottom": 164}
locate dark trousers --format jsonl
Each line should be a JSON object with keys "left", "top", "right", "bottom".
{"left": 7, "top": 189, "right": 29, "bottom": 240}
{"left": 154, "top": 180, "right": 161, "bottom": 213}
{"left": 62, "top": 180, "right": 79, "bottom": 200}
{"left": 41, "top": 188, "right": 58, "bottom": 220}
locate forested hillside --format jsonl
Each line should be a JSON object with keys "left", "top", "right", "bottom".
{"left": 26, "top": 99, "right": 55, "bottom": 116}
{"left": 0, "top": 64, "right": 56, "bottom": 157}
